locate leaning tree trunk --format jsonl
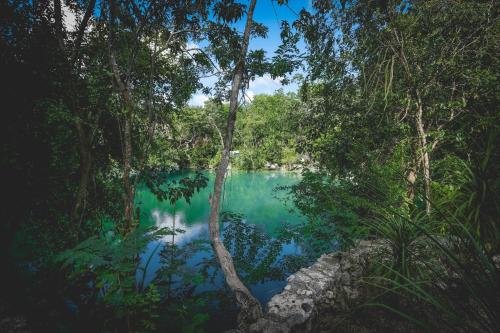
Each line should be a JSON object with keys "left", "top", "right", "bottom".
{"left": 207, "top": 0, "right": 262, "bottom": 329}
{"left": 416, "top": 95, "right": 431, "bottom": 215}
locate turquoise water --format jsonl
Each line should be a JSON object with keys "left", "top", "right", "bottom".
{"left": 136, "top": 170, "right": 304, "bottom": 233}
{"left": 134, "top": 170, "right": 307, "bottom": 306}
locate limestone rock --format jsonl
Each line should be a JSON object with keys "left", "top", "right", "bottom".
{"left": 249, "top": 240, "right": 385, "bottom": 333}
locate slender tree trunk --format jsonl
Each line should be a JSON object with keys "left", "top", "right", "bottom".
{"left": 415, "top": 96, "right": 431, "bottom": 214}
{"left": 406, "top": 166, "right": 416, "bottom": 203}
{"left": 107, "top": 0, "right": 136, "bottom": 231}
{"left": 73, "top": 0, "right": 96, "bottom": 60}
{"left": 207, "top": 0, "right": 262, "bottom": 328}
{"left": 108, "top": 36, "right": 136, "bottom": 232}
{"left": 72, "top": 119, "right": 92, "bottom": 226}
{"left": 168, "top": 204, "right": 176, "bottom": 299}
{"left": 405, "top": 137, "right": 419, "bottom": 205}
{"left": 53, "top": 0, "right": 98, "bottom": 228}
{"left": 122, "top": 113, "right": 135, "bottom": 230}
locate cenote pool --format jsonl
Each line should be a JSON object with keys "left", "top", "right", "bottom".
{"left": 134, "top": 170, "right": 310, "bottom": 330}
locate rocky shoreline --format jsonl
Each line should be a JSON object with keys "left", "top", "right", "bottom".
{"left": 246, "top": 240, "right": 384, "bottom": 333}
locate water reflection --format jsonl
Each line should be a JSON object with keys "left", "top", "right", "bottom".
{"left": 137, "top": 211, "right": 307, "bottom": 304}
{"left": 136, "top": 209, "right": 209, "bottom": 288}
{"left": 221, "top": 213, "right": 307, "bottom": 302}
{"left": 135, "top": 171, "right": 309, "bottom": 310}
{"left": 152, "top": 209, "right": 207, "bottom": 245}
{"left": 131, "top": 171, "right": 325, "bottom": 332}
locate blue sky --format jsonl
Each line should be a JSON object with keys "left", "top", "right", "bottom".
{"left": 59, "top": 0, "right": 307, "bottom": 106}
{"left": 189, "top": 0, "right": 310, "bottom": 106}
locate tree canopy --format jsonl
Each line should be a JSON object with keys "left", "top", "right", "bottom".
{"left": 0, "top": 0, "right": 498, "bottom": 332}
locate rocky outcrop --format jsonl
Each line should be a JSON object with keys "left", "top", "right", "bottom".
{"left": 232, "top": 239, "right": 499, "bottom": 333}
{"left": 248, "top": 240, "right": 384, "bottom": 333}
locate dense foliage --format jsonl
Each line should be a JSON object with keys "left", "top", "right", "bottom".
{"left": 274, "top": 0, "right": 499, "bottom": 248}
{"left": 1, "top": 0, "right": 498, "bottom": 332}
{"left": 165, "top": 92, "right": 302, "bottom": 170}
{"left": 279, "top": 0, "right": 499, "bottom": 331}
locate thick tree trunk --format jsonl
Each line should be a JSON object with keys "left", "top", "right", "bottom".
{"left": 53, "top": 0, "right": 65, "bottom": 50}
{"left": 416, "top": 97, "right": 431, "bottom": 214}
{"left": 207, "top": 0, "right": 262, "bottom": 329}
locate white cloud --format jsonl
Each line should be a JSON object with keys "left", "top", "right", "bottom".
{"left": 188, "top": 74, "right": 289, "bottom": 106}
{"left": 244, "top": 90, "right": 255, "bottom": 102}
{"left": 248, "top": 74, "right": 283, "bottom": 94}
{"left": 47, "top": 1, "right": 79, "bottom": 32}
{"left": 136, "top": 209, "right": 208, "bottom": 287}
{"left": 62, "top": 2, "right": 78, "bottom": 32}
{"left": 152, "top": 209, "right": 207, "bottom": 245}
{"left": 186, "top": 42, "right": 201, "bottom": 54}
{"left": 189, "top": 93, "right": 209, "bottom": 107}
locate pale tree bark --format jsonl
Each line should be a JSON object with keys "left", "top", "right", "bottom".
{"left": 415, "top": 94, "right": 431, "bottom": 215}
{"left": 390, "top": 31, "right": 433, "bottom": 215}
{"left": 207, "top": 0, "right": 262, "bottom": 328}
{"left": 406, "top": 166, "right": 416, "bottom": 203}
